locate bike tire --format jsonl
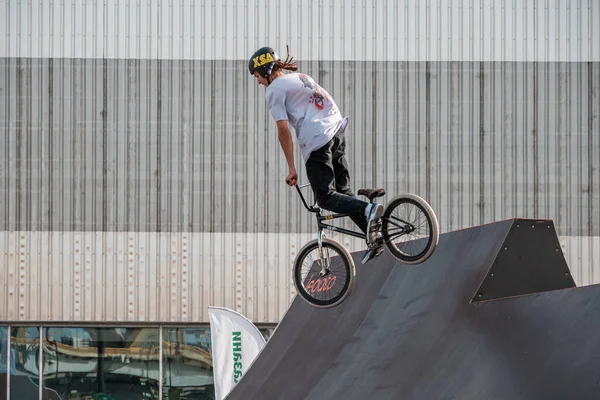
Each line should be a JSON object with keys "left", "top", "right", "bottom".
{"left": 293, "top": 238, "right": 356, "bottom": 308}
{"left": 381, "top": 193, "right": 439, "bottom": 265}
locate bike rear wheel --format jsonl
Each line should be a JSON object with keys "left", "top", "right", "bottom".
{"left": 293, "top": 238, "right": 355, "bottom": 308}
{"left": 381, "top": 194, "right": 439, "bottom": 264}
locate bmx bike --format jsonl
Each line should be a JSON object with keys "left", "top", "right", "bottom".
{"left": 291, "top": 183, "right": 439, "bottom": 309}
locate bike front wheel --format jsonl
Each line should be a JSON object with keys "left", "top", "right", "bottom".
{"left": 293, "top": 238, "right": 356, "bottom": 308}
{"left": 381, "top": 193, "right": 439, "bottom": 265}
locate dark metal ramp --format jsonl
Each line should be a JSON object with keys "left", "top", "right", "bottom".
{"left": 225, "top": 219, "right": 598, "bottom": 400}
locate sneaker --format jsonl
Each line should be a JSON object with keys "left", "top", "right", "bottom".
{"left": 365, "top": 203, "right": 384, "bottom": 244}
{"left": 361, "top": 243, "right": 385, "bottom": 265}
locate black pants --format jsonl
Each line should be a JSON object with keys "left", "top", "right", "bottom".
{"left": 305, "top": 130, "right": 369, "bottom": 234}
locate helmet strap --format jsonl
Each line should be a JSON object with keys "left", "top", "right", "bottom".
{"left": 265, "top": 68, "right": 278, "bottom": 86}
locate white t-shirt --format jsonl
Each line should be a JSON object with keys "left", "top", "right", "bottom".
{"left": 265, "top": 73, "right": 344, "bottom": 161}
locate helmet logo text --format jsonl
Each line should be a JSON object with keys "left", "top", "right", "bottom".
{"left": 253, "top": 53, "right": 275, "bottom": 68}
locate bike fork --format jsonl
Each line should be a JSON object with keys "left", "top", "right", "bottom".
{"left": 317, "top": 229, "right": 330, "bottom": 277}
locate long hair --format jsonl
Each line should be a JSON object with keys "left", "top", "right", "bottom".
{"left": 274, "top": 45, "right": 298, "bottom": 72}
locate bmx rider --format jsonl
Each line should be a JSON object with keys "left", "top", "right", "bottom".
{"left": 248, "top": 45, "right": 384, "bottom": 264}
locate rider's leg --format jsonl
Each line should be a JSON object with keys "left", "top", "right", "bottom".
{"left": 305, "top": 134, "right": 373, "bottom": 221}
{"left": 330, "top": 130, "right": 368, "bottom": 234}
{"left": 326, "top": 131, "right": 384, "bottom": 265}
{"left": 306, "top": 132, "right": 383, "bottom": 250}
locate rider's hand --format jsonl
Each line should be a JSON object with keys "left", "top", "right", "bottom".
{"left": 285, "top": 168, "right": 298, "bottom": 186}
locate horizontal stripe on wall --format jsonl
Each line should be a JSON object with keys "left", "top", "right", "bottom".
{"left": 1, "top": 0, "right": 599, "bottom": 62}
{"left": 1, "top": 59, "right": 599, "bottom": 236}
{"left": 0, "top": 230, "right": 597, "bottom": 323}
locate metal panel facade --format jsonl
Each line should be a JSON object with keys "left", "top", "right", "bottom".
{"left": 1, "top": 1, "right": 599, "bottom": 324}
{"left": 0, "top": 231, "right": 317, "bottom": 323}
{"left": 1, "top": 60, "right": 598, "bottom": 234}
{"left": 2, "top": 0, "right": 599, "bottom": 62}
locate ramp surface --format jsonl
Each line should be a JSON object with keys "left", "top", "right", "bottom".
{"left": 226, "top": 219, "right": 599, "bottom": 400}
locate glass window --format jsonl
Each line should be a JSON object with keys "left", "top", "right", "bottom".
{"left": 42, "top": 327, "right": 160, "bottom": 399}
{"left": 258, "top": 326, "right": 276, "bottom": 342}
{"left": 0, "top": 326, "right": 10, "bottom": 399}
{"left": 0, "top": 324, "right": 278, "bottom": 399}
{"left": 162, "top": 328, "right": 214, "bottom": 399}
{"left": 9, "top": 327, "right": 41, "bottom": 399}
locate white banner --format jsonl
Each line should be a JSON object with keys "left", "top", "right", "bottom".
{"left": 208, "top": 306, "right": 267, "bottom": 400}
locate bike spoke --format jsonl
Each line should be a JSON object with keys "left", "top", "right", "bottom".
{"left": 298, "top": 244, "right": 349, "bottom": 303}
{"left": 384, "top": 199, "right": 432, "bottom": 259}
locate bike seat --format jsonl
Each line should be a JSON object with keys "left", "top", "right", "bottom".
{"left": 358, "top": 188, "right": 386, "bottom": 201}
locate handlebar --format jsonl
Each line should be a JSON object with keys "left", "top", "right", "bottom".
{"left": 287, "top": 180, "right": 320, "bottom": 213}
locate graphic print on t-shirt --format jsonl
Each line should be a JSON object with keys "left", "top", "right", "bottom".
{"left": 265, "top": 72, "right": 341, "bottom": 161}
{"left": 299, "top": 74, "right": 330, "bottom": 111}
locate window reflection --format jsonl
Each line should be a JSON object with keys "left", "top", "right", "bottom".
{"left": 0, "top": 326, "right": 10, "bottom": 398}
{"left": 9, "top": 327, "right": 42, "bottom": 399}
{"left": 42, "top": 327, "right": 160, "bottom": 399}
{"left": 162, "top": 328, "right": 214, "bottom": 399}
{"left": 0, "top": 324, "right": 276, "bottom": 399}
{"left": 258, "top": 327, "right": 275, "bottom": 342}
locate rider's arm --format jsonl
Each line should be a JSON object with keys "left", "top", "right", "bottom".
{"left": 266, "top": 88, "right": 297, "bottom": 181}
{"left": 276, "top": 120, "right": 295, "bottom": 173}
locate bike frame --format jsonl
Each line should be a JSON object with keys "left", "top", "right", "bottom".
{"left": 293, "top": 183, "right": 367, "bottom": 240}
